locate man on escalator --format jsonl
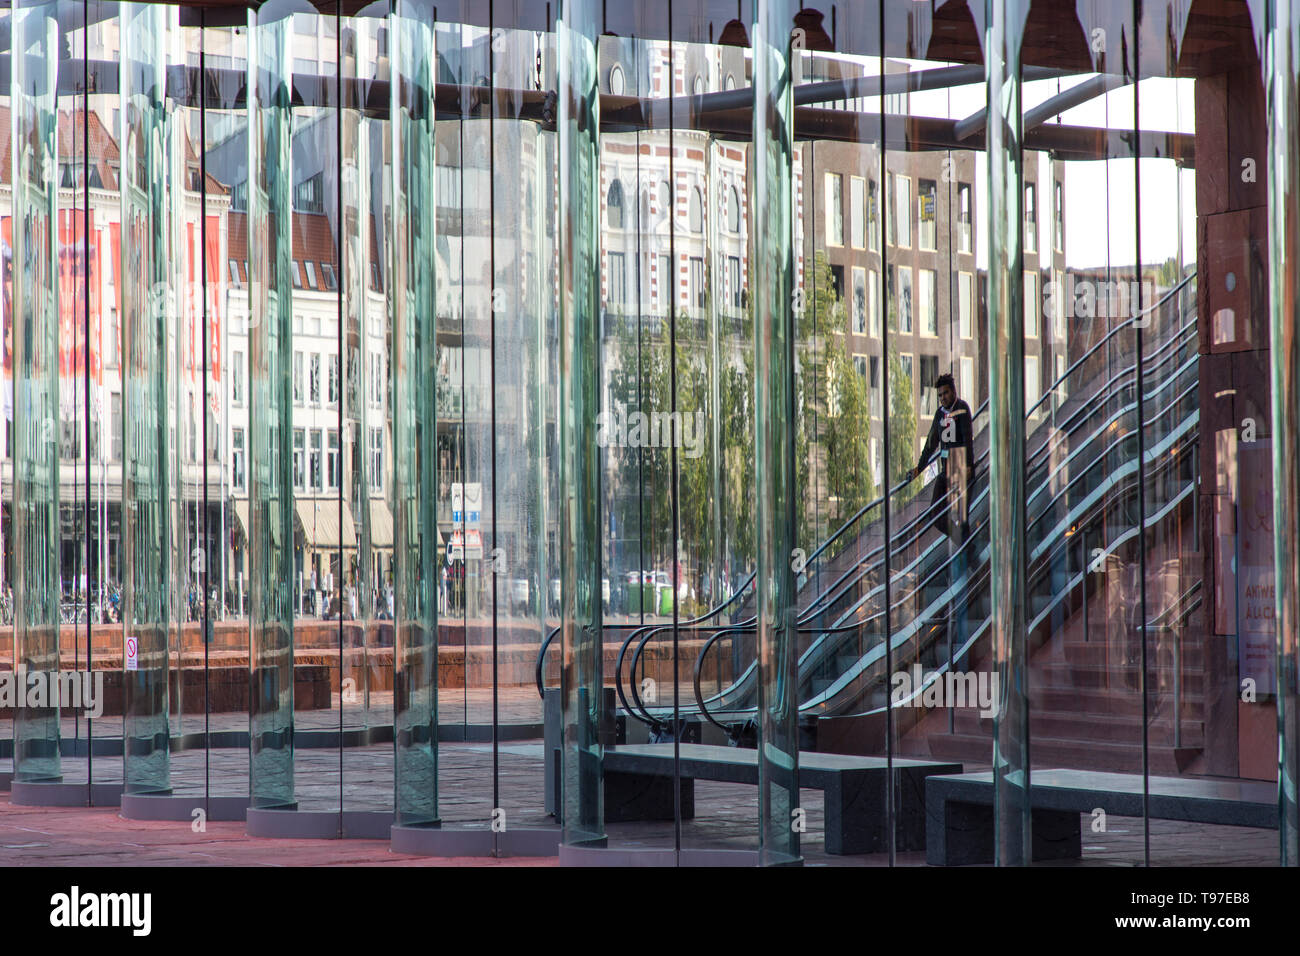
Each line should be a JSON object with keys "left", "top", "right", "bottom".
{"left": 905, "top": 373, "right": 975, "bottom": 669}
{"left": 905, "top": 372, "right": 974, "bottom": 543}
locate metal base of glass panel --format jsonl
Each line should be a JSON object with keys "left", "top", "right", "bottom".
{"left": 557, "top": 845, "right": 761, "bottom": 867}
{"left": 244, "top": 808, "right": 395, "bottom": 840}
{"left": 10, "top": 782, "right": 124, "bottom": 808}
{"left": 389, "top": 825, "right": 561, "bottom": 858}
{"left": 120, "top": 793, "right": 250, "bottom": 822}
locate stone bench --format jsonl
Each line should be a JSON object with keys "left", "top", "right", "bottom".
{"left": 604, "top": 743, "right": 961, "bottom": 855}
{"left": 925, "top": 768, "right": 1278, "bottom": 865}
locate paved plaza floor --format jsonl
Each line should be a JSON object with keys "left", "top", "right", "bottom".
{"left": 0, "top": 737, "right": 1280, "bottom": 866}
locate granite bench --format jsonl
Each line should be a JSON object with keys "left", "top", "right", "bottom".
{"left": 925, "top": 768, "right": 1278, "bottom": 865}
{"left": 604, "top": 743, "right": 961, "bottom": 855}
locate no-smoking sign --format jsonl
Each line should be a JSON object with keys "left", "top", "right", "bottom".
{"left": 125, "top": 637, "right": 138, "bottom": 672}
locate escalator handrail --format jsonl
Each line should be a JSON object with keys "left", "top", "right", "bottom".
{"left": 694, "top": 364, "right": 1201, "bottom": 722}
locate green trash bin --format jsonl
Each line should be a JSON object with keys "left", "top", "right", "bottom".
{"left": 657, "top": 584, "right": 674, "bottom": 616}
{"left": 626, "top": 581, "right": 642, "bottom": 615}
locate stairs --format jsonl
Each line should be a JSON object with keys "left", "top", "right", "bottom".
{"left": 905, "top": 540, "right": 1207, "bottom": 775}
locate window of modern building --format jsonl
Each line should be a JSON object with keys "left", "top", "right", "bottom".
{"left": 869, "top": 269, "right": 880, "bottom": 337}
{"left": 869, "top": 355, "right": 881, "bottom": 417}
{"left": 958, "top": 182, "right": 972, "bottom": 253}
{"left": 1025, "top": 182, "right": 1037, "bottom": 253}
{"left": 1025, "top": 352, "right": 1041, "bottom": 417}
{"left": 826, "top": 172, "right": 843, "bottom": 246}
{"left": 868, "top": 178, "right": 880, "bottom": 251}
{"left": 829, "top": 263, "right": 845, "bottom": 302}
{"left": 960, "top": 354, "right": 975, "bottom": 403}
{"left": 918, "top": 179, "right": 937, "bottom": 251}
{"left": 1054, "top": 179, "right": 1064, "bottom": 251}
{"left": 898, "top": 265, "right": 913, "bottom": 333}
{"left": 919, "top": 268, "right": 937, "bottom": 336}
{"left": 899, "top": 353, "right": 914, "bottom": 424}
{"left": 850, "top": 176, "right": 865, "bottom": 249}
{"left": 895, "top": 174, "right": 911, "bottom": 248}
{"left": 1052, "top": 268, "right": 1067, "bottom": 340}
{"left": 1025, "top": 271, "right": 1040, "bottom": 338}
{"left": 852, "top": 267, "right": 867, "bottom": 334}
{"left": 920, "top": 354, "right": 939, "bottom": 415}
{"left": 958, "top": 271, "right": 974, "bottom": 339}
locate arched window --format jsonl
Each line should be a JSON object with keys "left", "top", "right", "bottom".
{"left": 608, "top": 180, "right": 625, "bottom": 230}
{"left": 609, "top": 64, "right": 625, "bottom": 95}
{"left": 689, "top": 186, "right": 703, "bottom": 233}
{"left": 693, "top": 74, "right": 705, "bottom": 96}
{"left": 728, "top": 185, "right": 741, "bottom": 233}
{"left": 725, "top": 73, "right": 736, "bottom": 91}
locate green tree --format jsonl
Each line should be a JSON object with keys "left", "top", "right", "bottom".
{"left": 802, "top": 250, "right": 877, "bottom": 547}
{"left": 888, "top": 339, "right": 918, "bottom": 500}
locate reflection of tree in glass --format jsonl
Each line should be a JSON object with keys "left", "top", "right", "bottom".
{"left": 888, "top": 339, "right": 917, "bottom": 502}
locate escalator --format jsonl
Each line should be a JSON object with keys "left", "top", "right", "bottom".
{"left": 538, "top": 272, "right": 1201, "bottom": 767}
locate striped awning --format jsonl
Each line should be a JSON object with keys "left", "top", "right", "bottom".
{"left": 295, "top": 499, "right": 356, "bottom": 549}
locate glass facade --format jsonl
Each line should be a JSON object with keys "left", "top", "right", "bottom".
{"left": 0, "top": 0, "right": 1295, "bottom": 868}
